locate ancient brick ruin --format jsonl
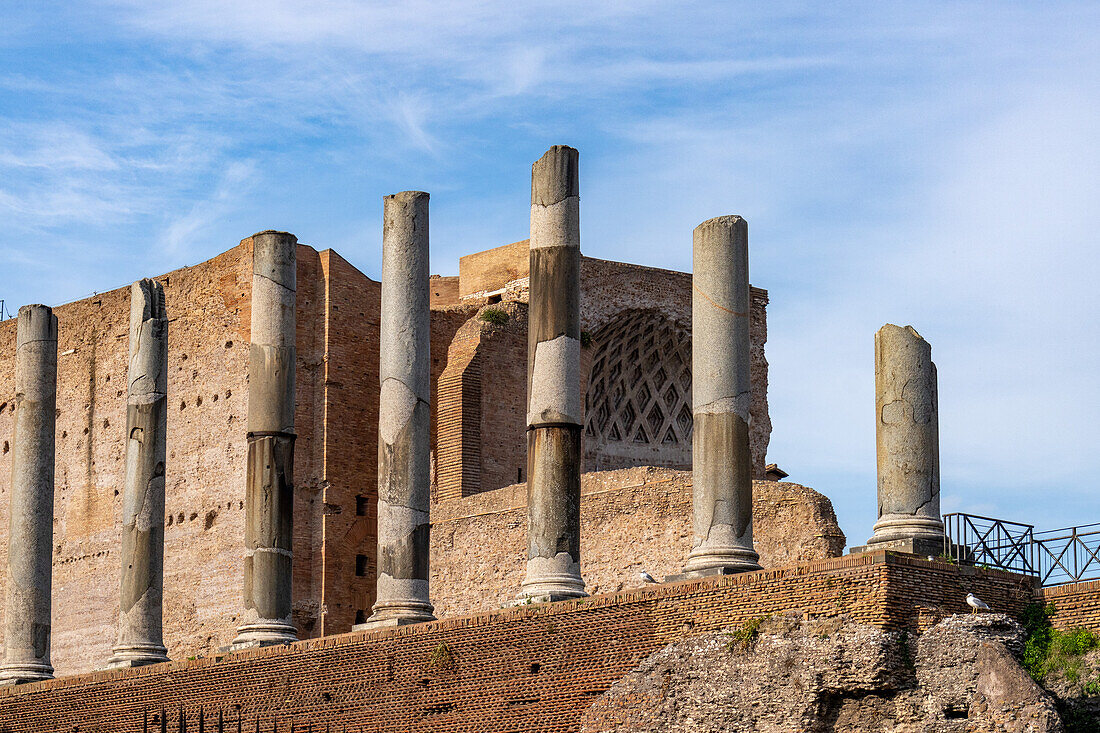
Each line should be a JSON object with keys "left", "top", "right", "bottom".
{"left": 0, "top": 146, "right": 1095, "bottom": 731}
{"left": 0, "top": 147, "right": 783, "bottom": 676}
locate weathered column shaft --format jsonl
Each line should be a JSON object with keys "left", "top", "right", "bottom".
{"left": 519, "top": 145, "right": 586, "bottom": 601}
{"left": 233, "top": 231, "right": 297, "bottom": 647}
{"left": 682, "top": 216, "right": 761, "bottom": 575}
{"left": 108, "top": 279, "right": 170, "bottom": 668}
{"left": 0, "top": 305, "right": 57, "bottom": 684}
{"left": 358, "top": 191, "right": 435, "bottom": 628}
{"left": 867, "top": 324, "right": 943, "bottom": 545}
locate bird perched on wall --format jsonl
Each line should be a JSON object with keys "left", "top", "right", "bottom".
{"left": 966, "top": 593, "right": 991, "bottom": 614}
{"left": 639, "top": 570, "right": 657, "bottom": 584}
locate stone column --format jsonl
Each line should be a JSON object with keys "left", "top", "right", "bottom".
{"left": 0, "top": 305, "right": 57, "bottom": 684}
{"left": 107, "top": 280, "right": 170, "bottom": 668}
{"left": 355, "top": 191, "right": 435, "bottom": 629}
{"left": 517, "top": 145, "right": 586, "bottom": 602}
{"left": 679, "top": 216, "right": 761, "bottom": 576}
{"left": 864, "top": 323, "right": 944, "bottom": 552}
{"left": 232, "top": 231, "right": 298, "bottom": 648}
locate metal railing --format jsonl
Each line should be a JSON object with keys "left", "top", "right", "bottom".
{"left": 942, "top": 513, "right": 1036, "bottom": 576}
{"left": 943, "top": 513, "right": 1100, "bottom": 586}
{"left": 1034, "top": 522, "right": 1100, "bottom": 586}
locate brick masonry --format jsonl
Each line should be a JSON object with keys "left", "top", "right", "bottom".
{"left": 430, "top": 467, "right": 847, "bottom": 618}
{"left": 0, "top": 553, "right": 1042, "bottom": 733}
{"left": 0, "top": 241, "right": 385, "bottom": 672}
{"left": 436, "top": 246, "right": 773, "bottom": 498}
{"left": 0, "top": 237, "right": 778, "bottom": 676}
{"left": 1041, "top": 578, "right": 1100, "bottom": 632}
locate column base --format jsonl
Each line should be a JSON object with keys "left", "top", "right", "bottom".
{"left": 105, "top": 644, "right": 170, "bottom": 669}
{"left": 517, "top": 552, "right": 587, "bottom": 603}
{"left": 508, "top": 591, "right": 589, "bottom": 607}
{"left": 850, "top": 536, "right": 948, "bottom": 558}
{"left": 665, "top": 565, "right": 761, "bottom": 583}
{"left": 866, "top": 515, "right": 945, "bottom": 546}
{"left": 680, "top": 546, "right": 762, "bottom": 577}
{"left": 227, "top": 620, "right": 297, "bottom": 651}
{"left": 352, "top": 614, "right": 435, "bottom": 632}
{"left": 0, "top": 662, "right": 53, "bottom": 686}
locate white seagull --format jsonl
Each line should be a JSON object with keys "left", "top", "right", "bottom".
{"left": 966, "top": 593, "right": 991, "bottom": 614}
{"left": 639, "top": 570, "right": 658, "bottom": 584}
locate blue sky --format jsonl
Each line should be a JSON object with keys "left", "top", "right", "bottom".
{"left": 2, "top": 2, "right": 1097, "bottom": 545}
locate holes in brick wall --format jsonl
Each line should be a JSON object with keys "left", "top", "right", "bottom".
{"left": 177, "top": 512, "right": 185, "bottom": 524}
{"left": 180, "top": 400, "right": 186, "bottom": 411}
{"left": 188, "top": 511, "right": 198, "bottom": 522}
{"left": 181, "top": 353, "right": 188, "bottom": 361}
{"left": 167, "top": 515, "right": 173, "bottom": 526}
{"left": 195, "top": 395, "right": 202, "bottom": 407}
{"left": 0, "top": 402, "right": 6, "bottom": 412}
{"left": 321, "top": 691, "right": 332, "bottom": 702}
{"left": 1, "top": 441, "right": 7, "bottom": 454}
{"left": 530, "top": 663, "right": 541, "bottom": 674}
{"left": 355, "top": 555, "right": 368, "bottom": 577}
{"left": 238, "top": 501, "right": 243, "bottom": 509}
{"left": 61, "top": 431, "right": 67, "bottom": 439}
{"left": 113, "top": 489, "right": 118, "bottom": 497}
{"left": 212, "top": 393, "right": 218, "bottom": 402}
{"left": 354, "top": 610, "right": 366, "bottom": 625}
{"left": 355, "top": 495, "right": 368, "bottom": 516}
{"left": 102, "top": 418, "right": 109, "bottom": 429}
{"left": 225, "top": 389, "right": 232, "bottom": 399}
{"left": 204, "top": 509, "right": 217, "bottom": 530}
{"left": 225, "top": 340, "right": 233, "bottom": 349}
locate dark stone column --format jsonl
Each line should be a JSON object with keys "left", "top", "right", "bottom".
{"left": 0, "top": 305, "right": 57, "bottom": 684}
{"left": 107, "top": 279, "right": 171, "bottom": 668}
{"left": 517, "top": 146, "right": 586, "bottom": 602}
{"left": 232, "top": 231, "right": 297, "bottom": 648}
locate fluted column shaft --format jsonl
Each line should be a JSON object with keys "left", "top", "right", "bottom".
{"left": 518, "top": 145, "right": 586, "bottom": 601}
{"left": 357, "top": 191, "right": 435, "bottom": 628}
{"left": 107, "top": 279, "right": 170, "bottom": 668}
{"left": 867, "top": 324, "right": 944, "bottom": 545}
{"left": 0, "top": 305, "right": 57, "bottom": 684}
{"left": 682, "top": 216, "right": 761, "bottom": 575}
{"left": 233, "top": 231, "right": 298, "bottom": 647}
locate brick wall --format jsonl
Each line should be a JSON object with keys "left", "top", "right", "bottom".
{"left": 1041, "top": 579, "right": 1100, "bottom": 632}
{"left": 0, "top": 244, "right": 255, "bottom": 675}
{"left": 458, "top": 239, "right": 529, "bottom": 298}
{"left": 312, "top": 251, "right": 382, "bottom": 635}
{"left": 0, "top": 241, "right": 387, "bottom": 673}
{"left": 0, "top": 237, "right": 782, "bottom": 677}
{"left": 435, "top": 247, "right": 773, "bottom": 497}
{"left": 0, "top": 553, "right": 1042, "bottom": 733}
{"left": 430, "top": 467, "right": 847, "bottom": 618}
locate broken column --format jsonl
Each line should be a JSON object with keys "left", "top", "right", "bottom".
{"left": 355, "top": 191, "right": 435, "bottom": 629}
{"left": 0, "top": 305, "right": 58, "bottom": 684}
{"left": 232, "top": 231, "right": 298, "bottom": 648}
{"left": 517, "top": 145, "right": 587, "bottom": 602}
{"left": 862, "top": 323, "right": 944, "bottom": 553}
{"left": 679, "top": 216, "right": 761, "bottom": 576}
{"left": 107, "top": 279, "right": 171, "bottom": 668}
